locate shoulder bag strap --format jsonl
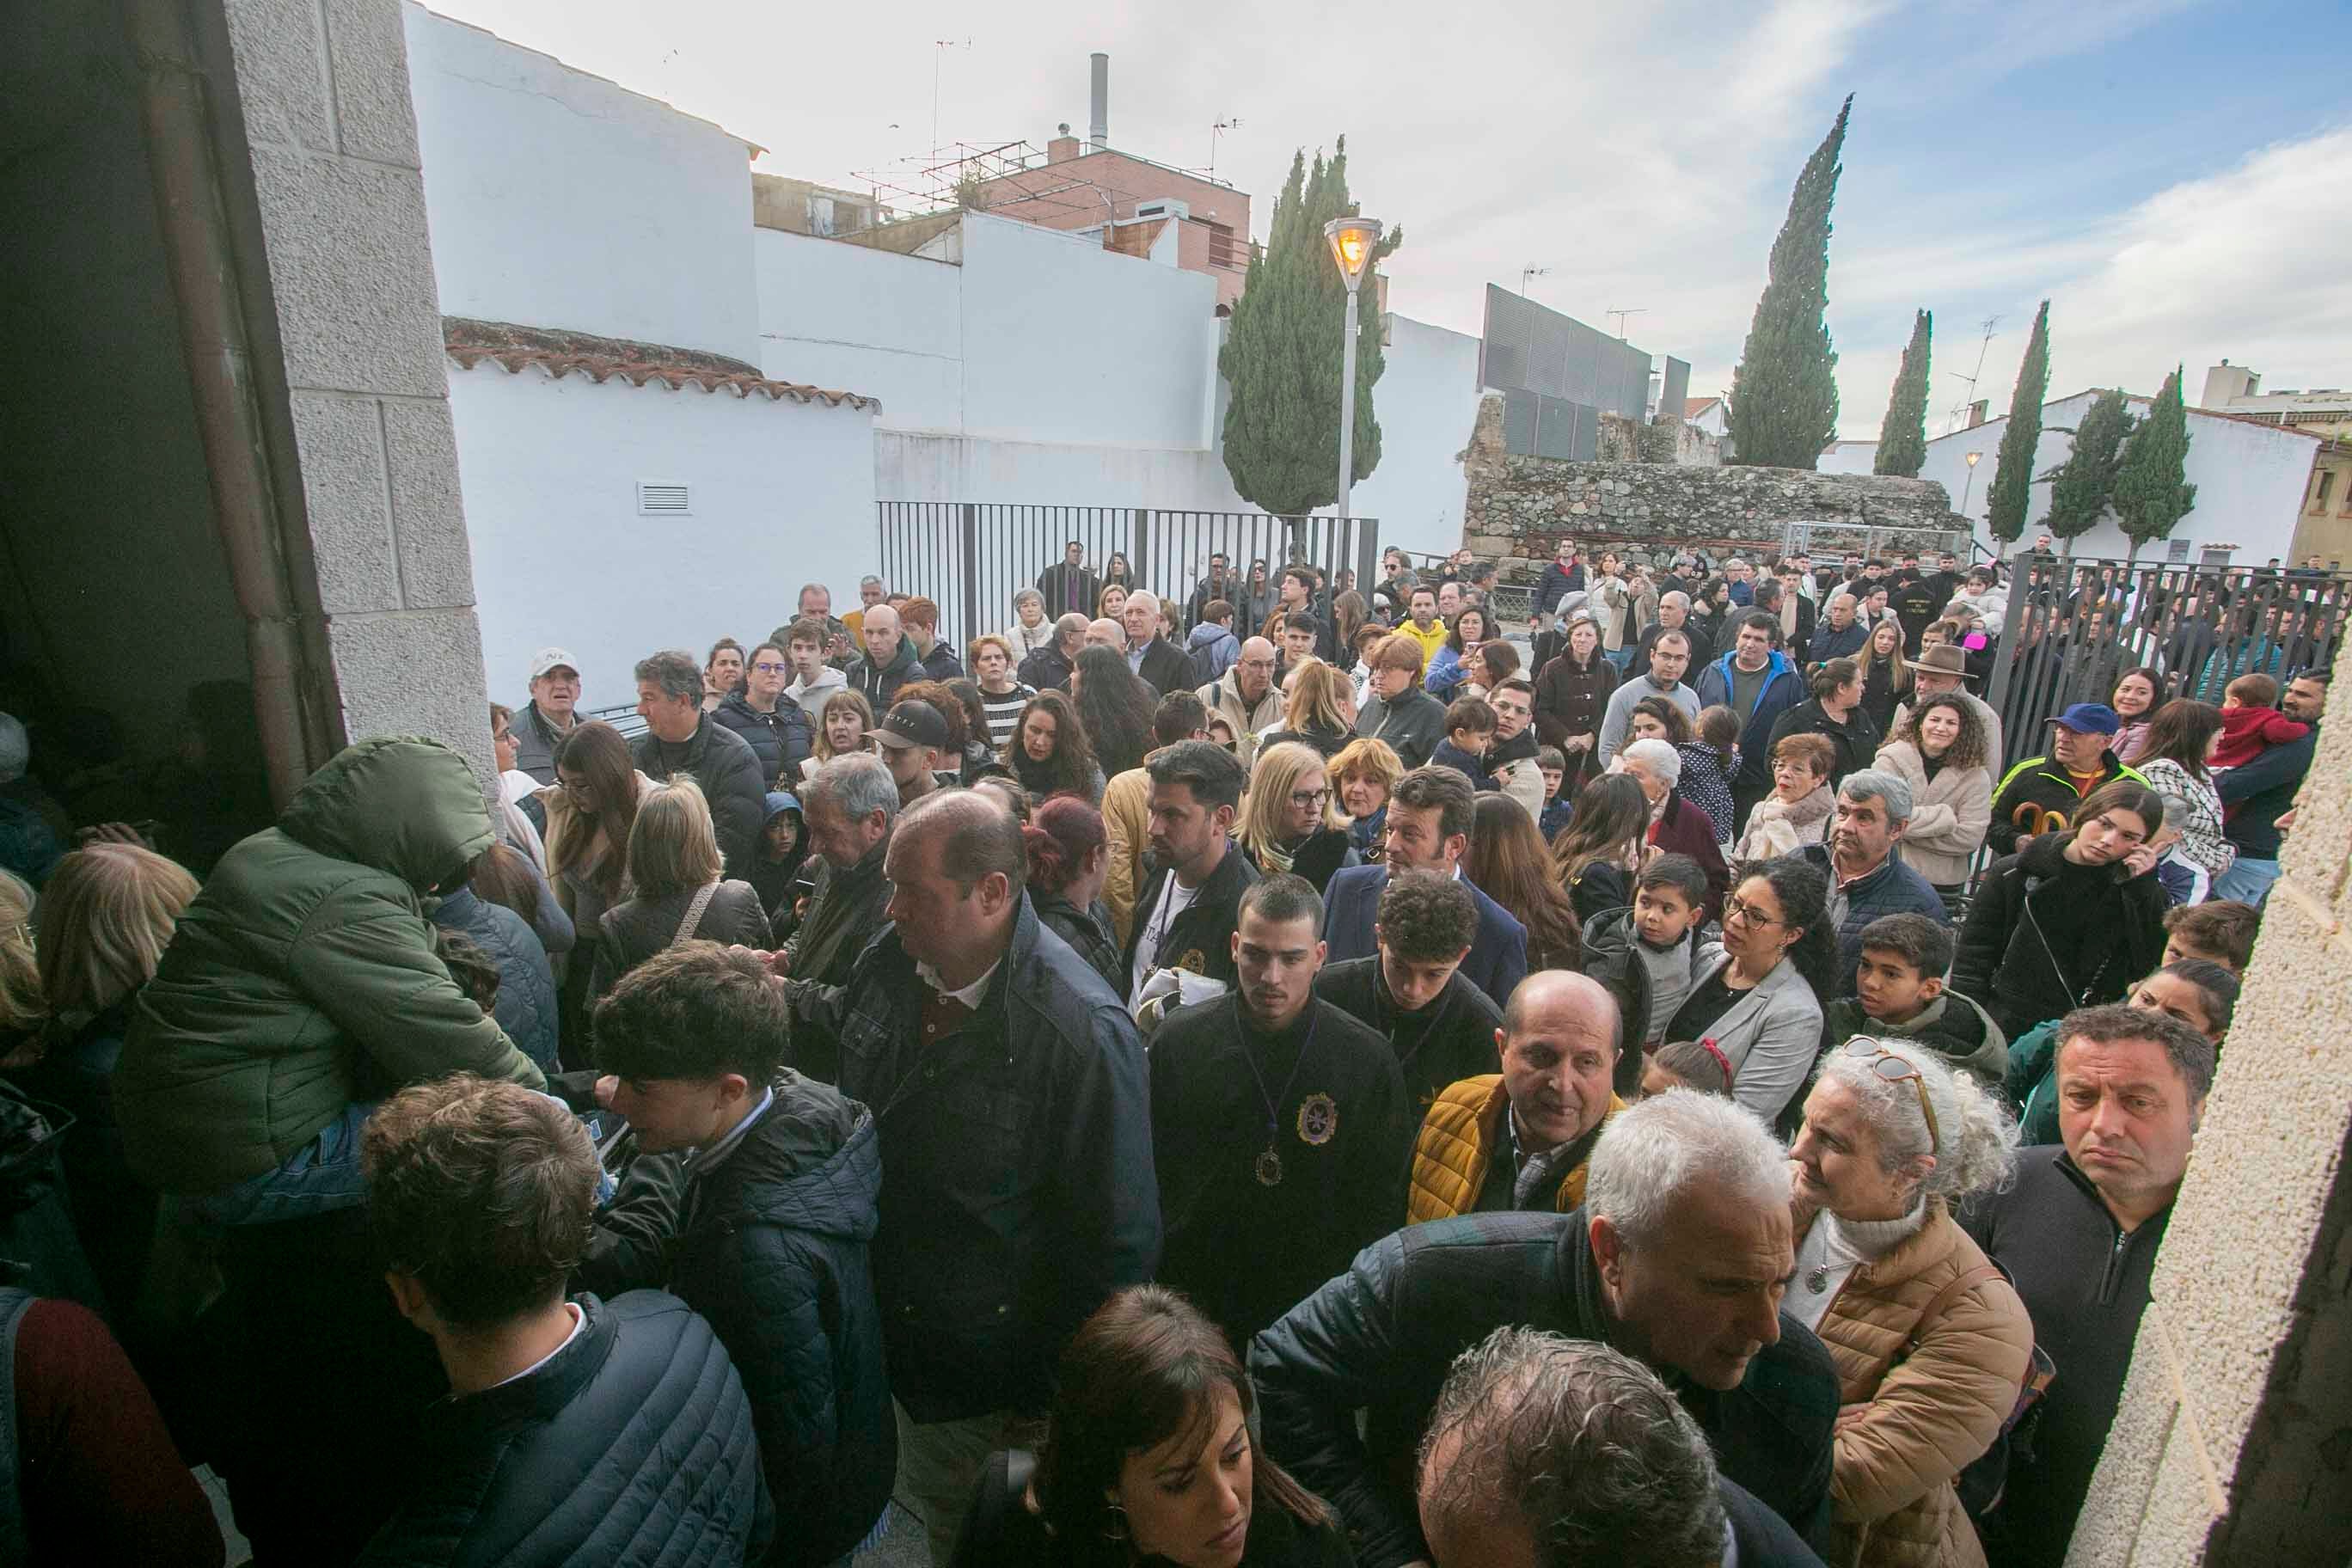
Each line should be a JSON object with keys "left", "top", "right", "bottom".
{"left": 671, "top": 881, "right": 722, "bottom": 948}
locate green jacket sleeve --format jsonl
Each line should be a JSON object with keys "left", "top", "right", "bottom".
{"left": 289, "top": 887, "right": 547, "bottom": 1092}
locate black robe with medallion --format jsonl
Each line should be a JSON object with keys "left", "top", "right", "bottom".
{"left": 1148, "top": 995, "right": 1410, "bottom": 1348}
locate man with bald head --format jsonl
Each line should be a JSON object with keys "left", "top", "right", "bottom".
{"left": 781, "top": 787, "right": 1160, "bottom": 1562}
{"left": 1405, "top": 971, "right": 1623, "bottom": 1222}
{"left": 1636, "top": 589, "right": 1713, "bottom": 670}
{"left": 1198, "top": 634, "right": 1284, "bottom": 766}
{"left": 1085, "top": 617, "right": 1125, "bottom": 653}
{"left": 1122, "top": 589, "right": 1192, "bottom": 694}
{"left": 1810, "top": 591, "right": 1867, "bottom": 662}
{"left": 847, "top": 600, "right": 919, "bottom": 709}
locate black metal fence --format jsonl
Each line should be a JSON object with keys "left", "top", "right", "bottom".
{"left": 877, "top": 503, "right": 1382, "bottom": 655}
{"left": 1981, "top": 554, "right": 2348, "bottom": 773}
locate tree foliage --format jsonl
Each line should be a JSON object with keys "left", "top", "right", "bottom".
{"left": 1984, "top": 300, "right": 2052, "bottom": 546}
{"left": 2115, "top": 365, "right": 2199, "bottom": 562}
{"left": 2043, "top": 388, "right": 2137, "bottom": 540}
{"left": 1872, "top": 309, "right": 1932, "bottom": 476}
{"left": 1218, "top": 138, "right": 1403, "bottom": 517}
{"left": 1729, "top": 95, "right": 1850, "bottom": 470}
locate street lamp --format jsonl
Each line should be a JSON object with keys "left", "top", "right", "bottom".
{"left": 1326, "top": 214, "right": 1382, "bottom": 521}
{"left": 1959, "top": 449, "right": 1984, "bottom": 530}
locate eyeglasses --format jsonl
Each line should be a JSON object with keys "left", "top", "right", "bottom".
{"left": 1240, "top": 658, "right": 1277, "bottom": 671}
{"left": 1721, "top": 895, "right": 1782, "bottom": 929}
{"left": 1841, "top": 1038, "right": 1941, "bottom": 1149}
{"left": 1289, "top": 788, "right": 1332, "bottom": 811}
{"left": 750, "top": 661, "right": 789, "bottom": 674}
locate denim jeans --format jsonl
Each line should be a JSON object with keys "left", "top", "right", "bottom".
{"left": 195, "top": 1100, "right": 377, "bottom": 1227}
{"left": 2212, "top": 855, "right": 2281, "bottom": 907}
{"left": 1603, "top": 646, "right": 1634, "bottom": 672}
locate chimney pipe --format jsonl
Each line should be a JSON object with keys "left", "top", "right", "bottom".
{"left": 1088, "top": 52, "right": 1108, "bottom": 152}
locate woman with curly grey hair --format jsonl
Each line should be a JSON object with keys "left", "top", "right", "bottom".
{"left": 1786, "top": 1038, "right": 2035, "bottom": 1568}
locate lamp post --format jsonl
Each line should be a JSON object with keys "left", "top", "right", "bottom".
{"left": 1326, "top": 214, "right": 1382, "bottom": 522}
{"left": 1959, "top": 449, "right": 1984, "bottom": 546}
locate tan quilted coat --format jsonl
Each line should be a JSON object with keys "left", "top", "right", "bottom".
{"left": 1805, "top": 1200, "right": 2034, "bottom": 1568}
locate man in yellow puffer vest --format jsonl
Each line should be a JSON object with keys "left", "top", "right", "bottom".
{"left": 1407, "top": 971, "right": 1624, "bottom": 1222}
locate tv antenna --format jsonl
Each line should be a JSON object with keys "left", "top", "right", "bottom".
{"left": 1944, "top": 315, "right": 2000, "bottom": 433}
{"left": 1608, "top": 307, "right": 1647, "bottom": 340}
{"left": 1519, "top": 266, "right": 1552, "bottom": 296}
{"left": 931, "top": 38, "right": 971, "bottom": 158}
{"left": 1210, "top": 117, "right": 1242, "bottom": 177}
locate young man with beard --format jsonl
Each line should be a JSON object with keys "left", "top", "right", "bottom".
{"left": 1315, "top": 871, "right": 1504, "bottom": 1126}
{"left": 1149, "top": 873, "right": 1409, "bottom": 1347}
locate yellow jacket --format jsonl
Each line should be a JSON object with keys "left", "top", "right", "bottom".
{"left": 1397, "top": 618, "right": 1447, "bottom": 670}
{"left": 1099, "top": 761, "right": 1153, "bottom": 948}
{"left": 1406, "top": 1075, "right": 1621, "bottom": 1224}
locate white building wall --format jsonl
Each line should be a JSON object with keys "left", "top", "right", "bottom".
{"left": 753, "top": 229, "right": 964, "bottom": 429}
{"left": 756, "top": 211, "right": 1217, "bottom": 449}
{"left": 1816, "top": 439, "right": 1879, "bottom": 476}
{"left": 450, "top": 365, "right": 876, "bottom": 706}
{"left": 403, "top": 3, "right": 758, "bottom": 359}
{"left": 1926, "top": 392, "right": 2319, "bottom": 562}
{"left": 1347, "top": 315, "right": 1483, "bottom": 555}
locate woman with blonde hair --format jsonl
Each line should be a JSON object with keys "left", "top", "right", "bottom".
{"left": 1328, "top": 737, "right": 1405, "bottom": 862}
{"left": 1786, "top": 1038, "right": 2034, "bottom": 1566}
{"left": 1259, "top": 659, "right": 1352, "bottom": 758}
{"left": 1235, "top": 742, "right": 1360, "bottom": 892}
{"left": 588, "top": 778, "right": 770, "bottom": 997}
{"left": 803, "top": 689, "right": 875, "bottom": 783}
{"left": 1858, "top": 619, "right": 1912, "bottom": 738}
{"left": 0, "top": 870, "right": 37, "bottom": 1058}
{"left": 14, "top": 843, "right": 201, "bottom": 1314}
{"left": 1097, "top": 582, "right": 1130, "bottom": 623}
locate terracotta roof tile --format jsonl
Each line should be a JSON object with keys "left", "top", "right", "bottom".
{"left": 441, "top": 316, "right": 879, "bottom": 412}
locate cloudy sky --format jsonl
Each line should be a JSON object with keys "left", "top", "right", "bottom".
{"left": 426, "top": 0, "right": 2349, "bottom": 439}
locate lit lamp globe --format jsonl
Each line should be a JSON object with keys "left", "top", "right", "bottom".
{"left": 1324, "top": 215, "right": 1384, "bottom": 522}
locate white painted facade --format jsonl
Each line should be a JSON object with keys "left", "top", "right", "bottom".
{"left": 404, "top": 3, "right": 759, "bottom": 359}
{"left": 755, "top": 211, "right": 1218, "bottom": 449}
{"left": 1816, "top": 439, "right": 1879, "bottom": 475}
{"left": 451, "top": 364, "right": 876, "bottom": 706}
{"left": 1926, "top": 390, "right": 2323, "bottom": 563}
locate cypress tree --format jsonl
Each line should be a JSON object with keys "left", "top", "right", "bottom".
{"left": 1984, "top": 300, "right": 2051, "bottom": 549}
{"left": 2115, "top": 366, "right": 2199, "bottom": 566}
{"left": 1729, "top": 95, "right": 1850, "bottom": 469}
{"left": 1219, "top": 138, "right": 1402, "bottom": 517}
{"left": 2043, "top": 389, "right": 2136, "bottom": 542}
{"left": 1871, "top": 309, "right": 1932, "bottom": 476}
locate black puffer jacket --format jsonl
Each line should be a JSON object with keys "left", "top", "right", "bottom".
{"left": 631, "top": 719, "right": 769, "bottom": 878}
{"left": 1248, "top": 1210, "right": 1839, "bottom": 1568}
{"left": 710, "top": 691, "right": 814, "bottom": 788}
{"left": 357, "top": 1290, "right": 773, "bottom": 1568}
{"left": 667, "top": 1080, "right": 895, "bottom": 1568}
{"left": 1951, "top": 830, "right": 2167, "bottom": 1042}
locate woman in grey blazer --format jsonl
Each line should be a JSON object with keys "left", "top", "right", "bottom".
{"left": 1660, "top": 855, "right": 1838, "bottom": 1130}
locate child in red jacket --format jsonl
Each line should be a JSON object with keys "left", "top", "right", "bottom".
{"left": 2213, "top": 673, "right": 2311, "bottom": 820}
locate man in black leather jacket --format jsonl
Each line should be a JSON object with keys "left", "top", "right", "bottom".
{"left": 1250, "top": 1090, "right": 1838, "bottom": 1568}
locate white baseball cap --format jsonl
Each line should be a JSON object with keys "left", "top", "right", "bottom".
{"left": 529, "top": 647, "right": 580, "bottom": 681}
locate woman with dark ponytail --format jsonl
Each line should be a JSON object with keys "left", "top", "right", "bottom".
{"left": 951, "top": 1285, "right": 1349, "bottom": 1568}
{"left": 1663, "top": 854, "right": 1835, "bottom": 1128}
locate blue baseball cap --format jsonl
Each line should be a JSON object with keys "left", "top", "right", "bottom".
{"left": 2050, "top": 702, "right": 2121, "bottom": 737}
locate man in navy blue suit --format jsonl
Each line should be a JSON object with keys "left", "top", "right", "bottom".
{"left": 1324, "top": 766, "right": 1528, "bottom": 1005}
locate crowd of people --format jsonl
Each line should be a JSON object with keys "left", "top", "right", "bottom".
{"left": 0, "top": 531, "right": 2323, "bottom": 1567}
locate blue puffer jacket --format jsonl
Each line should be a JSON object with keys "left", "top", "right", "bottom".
{"left": 431, "top": 886, "right": 560, "bottom": 1074}
{"left": 358, "top": 1290, "right": 772, "bottom": 1567}
{"left": 667, "top": 1077, "right": 896, "bottom": 1567}
{"left": 1694, "top": 649, "right": 1805, "bottom": 794}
